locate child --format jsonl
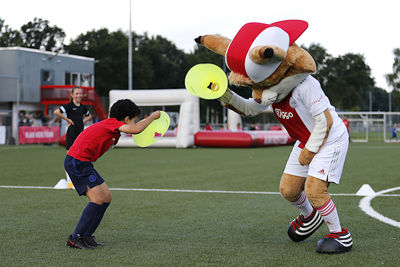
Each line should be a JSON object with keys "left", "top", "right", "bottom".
{"left": 390, "top": 123, "right": 398, "bottom": 144}
{"left": 65, "top": 99, "right": 160, "bottom": 249}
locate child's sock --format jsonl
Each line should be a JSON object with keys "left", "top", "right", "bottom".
{"left": 84, "top": 202, "right": 110, "bottom": 236}
{"left": 290, "top": 191, "right": 314, "bottom": 218}
{"left": 71, "top": 202, "right": 103, "bottom": 239}
{"left": 317, "top": 198, "right": 342, "bottom": 233}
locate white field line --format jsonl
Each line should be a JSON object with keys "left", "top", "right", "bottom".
{"left": 359, "top": 186, "right": 400, "bottom": 228}
{"left": 2, "top": 184, "right": 400, "bottom": 228}
{"left": 0, "top": 185, "right": 399, "bottom": 197}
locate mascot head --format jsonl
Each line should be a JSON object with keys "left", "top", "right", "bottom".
{"left": 195, "top": 20, "right": 316, "bottom": 104}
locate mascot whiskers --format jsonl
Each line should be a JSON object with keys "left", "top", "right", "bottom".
{"left": 195, "top": 20, "right": 352, "bottom": 254}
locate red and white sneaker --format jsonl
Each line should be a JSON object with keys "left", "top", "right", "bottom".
{"left": 316, "top": 228, "right": 353, "bottom": 253}
{"left": 287, "top": 208, "right": 324, "bottom": 242}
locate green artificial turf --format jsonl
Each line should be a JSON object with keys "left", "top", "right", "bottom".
{"left": 0, "top": 143, "right": 399, "bottom": 266}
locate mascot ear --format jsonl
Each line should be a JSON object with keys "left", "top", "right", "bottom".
{"left": 195, "top": 35, "right": 231, "bottom": 56}
{"left": 249, "top": 45, "right": 287, "bottom": 65}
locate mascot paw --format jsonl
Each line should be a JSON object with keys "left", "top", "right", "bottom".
{"left": 218, "top": 89, "right": 233, "bottom": 105}
{"left": 299, "top": 148, "right": 315, "bottom": 166}
{"left": 259, "top": 90, "right": 278, "bottom": 105}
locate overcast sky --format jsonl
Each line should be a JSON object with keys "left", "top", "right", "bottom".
{"left": 3, "top": 0, "right": 400, "bottom": 91}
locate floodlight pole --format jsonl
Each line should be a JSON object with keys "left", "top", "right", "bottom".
{"left": 128, "top": 0, "right": 133, "bottom": 90}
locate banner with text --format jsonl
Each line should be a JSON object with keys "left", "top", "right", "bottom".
{"left": 19, "top": 126, "right": 60, "bottom": 144}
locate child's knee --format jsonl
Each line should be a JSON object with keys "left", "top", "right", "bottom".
{"left": 103, "top": 192, "right": 112, "bottom": 203}
{"left": 86, "top": 185, "right": 111, "bottom": 205}
{"left": 304, "top": 176, "right": 330, "bottom": 208}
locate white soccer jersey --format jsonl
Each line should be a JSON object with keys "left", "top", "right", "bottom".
{"left": 272, "top": 75, "right": 347, "bottom": 149}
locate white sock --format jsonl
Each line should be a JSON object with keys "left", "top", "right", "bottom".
{"left": 317, "top": 198, "right": 342, "bottom": 233}
{"left": 290, "top": 191, "right": 314, "bottom": 218}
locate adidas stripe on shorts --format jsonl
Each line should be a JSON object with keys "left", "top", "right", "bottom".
{"left": 283, "top": 137, "right": 349, "bottom": 184}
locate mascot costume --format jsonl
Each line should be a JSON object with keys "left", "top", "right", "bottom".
{"left": 194, "top": 20, "right": 352, "bottom": 254}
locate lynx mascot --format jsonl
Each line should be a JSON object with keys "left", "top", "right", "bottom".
{"left": 195, "top": 20, "right": 352, "bottom": 254}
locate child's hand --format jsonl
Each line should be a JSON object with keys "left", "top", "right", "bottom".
{"left": 150, "top": 111, "right": 161, "bottom": 120}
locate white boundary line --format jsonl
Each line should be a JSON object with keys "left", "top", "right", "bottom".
{"left": 2, "top": 184, "right": 400, "bottom": 228}
{"left": 359, "top": 187, "right": 400, "bottom": 228}
{"left": 1, "top": 185, "right": 400, "bottom": 197}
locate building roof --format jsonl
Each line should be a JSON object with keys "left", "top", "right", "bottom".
{"left": 0, "top": 46, "right": 95, "bottom": 62}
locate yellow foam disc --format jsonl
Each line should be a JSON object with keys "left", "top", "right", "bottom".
{"left": 185, "top": 63, "right": 228, "bottom": 99}
{"left": 132, "top": 111, "right": 170, "bottom": 147}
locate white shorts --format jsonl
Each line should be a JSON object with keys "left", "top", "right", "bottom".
{"left": 283, "top": 138, "right": 349, "bottom": 184}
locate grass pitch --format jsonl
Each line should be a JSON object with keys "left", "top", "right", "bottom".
{"left": 0, "top": 142, "right": 399, "bottom": 266}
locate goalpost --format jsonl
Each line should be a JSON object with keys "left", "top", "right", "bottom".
{"left": 337, "top": 111, "right": 400, "bottom": 143}
{"left": 109, "top": 89, "right": 200, "bottom": 148}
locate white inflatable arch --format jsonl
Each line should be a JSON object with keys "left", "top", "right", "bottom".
{"left": 109, "top": 89, "right": 200, "bottom": 148}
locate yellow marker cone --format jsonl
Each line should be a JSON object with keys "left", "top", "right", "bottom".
{"left": 185, "top": 63, "right": 228, "bottom": 99}
{"left": 132, "top": 111, "right": 170, "bottom": 147}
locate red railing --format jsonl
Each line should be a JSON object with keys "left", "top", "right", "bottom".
{"left": 40, "top": 85, "right": 108, "bottom": 120}
{"left": 41, "top": 85, "right": 96, "bottom": 102}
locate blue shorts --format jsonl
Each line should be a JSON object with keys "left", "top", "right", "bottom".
{"left": 64, "top": 155, "right": 104, "bottom": 196}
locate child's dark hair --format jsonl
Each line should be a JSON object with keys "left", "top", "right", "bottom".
{"left": 109, "top": 99, "right": 141, "bottom": 121}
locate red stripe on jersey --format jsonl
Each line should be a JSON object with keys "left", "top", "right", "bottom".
{"left": 272, "top": 92, "right": 310, "bottom": 147}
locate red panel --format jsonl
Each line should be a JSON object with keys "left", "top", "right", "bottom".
{"left": 194, "top": 131, "right": 294, "bottom": 148}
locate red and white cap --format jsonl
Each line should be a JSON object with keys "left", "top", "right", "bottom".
{"left": 225, "top": 20, "right": 308, "bottom": 83}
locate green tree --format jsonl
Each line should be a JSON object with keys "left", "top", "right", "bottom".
{"left": 302, "top": 43, "right": 331, "bottom": 84}
{"left": 371, "top": 86, "right": 389, "bottom": 111}
{"left": 186, "top": 44, "right": 225, "bottom": 69}
{"left": 0, "top": 18, "right": 23, "bottom": 47}
{"left": 20, "top": 18, "right": 65, "bottom": 51}
{"left": 386, "top": 48, "right": 400, "bottom": 91}
{"left": 392, "top": 90, "right": 400, "bottom": 111}
{"left": 66, "top": 28, "right": 129, "bottom": 96}
{"left": 318, "top": 53, "right": 374, "bottom": 110}
{"left": 135, "top": 34, "right": 187, "bottom": 89}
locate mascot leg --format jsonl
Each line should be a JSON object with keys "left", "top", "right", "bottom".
{"left": 280, "top": 173, "right": 324, "bottom": 242}
{"left": 305, "top": 176, "right": 353, "bottom": 253}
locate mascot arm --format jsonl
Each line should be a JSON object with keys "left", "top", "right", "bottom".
{"left": 299, "top": 109, "right": 333, "bottom": 166}
{"left": 219, "top": 89, "right": 268, "bottom": 116}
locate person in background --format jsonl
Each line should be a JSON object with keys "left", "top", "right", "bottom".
{"left": 390, "top": 123, "right": 399, "bottom": 144}
{"left": 54, "top": 87, "right": 92, "bottom": 187}
{"left": 342, "top": 117, "right": 351, "bottom": 141}
{"left": 342, "top": 117, "right": 350, "bottom": 134}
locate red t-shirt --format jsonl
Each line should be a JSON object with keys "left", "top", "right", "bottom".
{"left": 67, "top": 118, "right": 125, "bottom": 162}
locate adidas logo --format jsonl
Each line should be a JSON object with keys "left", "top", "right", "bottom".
{"left": 318, "top": 169, "right": 325, "bottom": 175}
